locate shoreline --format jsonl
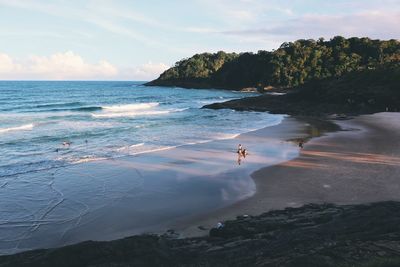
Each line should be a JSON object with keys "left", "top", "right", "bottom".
{"left": 169, "top": 116, "right": 335, "bottom": 237}
{"left": 81, "top": 116, "right": 310, "bottom": 238}
{"left": 1, "top": 111, "right": 400, "bottom": 261}
{"left": 173, "top": 112, "right": 400, "bottom": 237}
{"left": 2, "top": 112, "right": 400, "bottom": 256}
{"left": 2, "top": 113, "right": 400, "bottom": 266}
{"left": 0, "top": 115, "right": 304, "bottom": 255}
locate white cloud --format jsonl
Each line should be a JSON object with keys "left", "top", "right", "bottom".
{"left": 220, "top": 11, "right": 400, "bottom": 43}
{"left": 0, "top": 51, "right": 118, "bottom": 80}
{"left": 122, "top": 62, "right": 170, "bottom": 81}
{"left": 194, "top": 0, "right": 294, "bottom": 23}
{"left": 0, "top": 52, "right": 169, "bottom": 80}
{"left": 0, "top": 53, "right": 22, "bottom": 73}
{"left": 0, "top": 0, "right": 398, "bottom": 68}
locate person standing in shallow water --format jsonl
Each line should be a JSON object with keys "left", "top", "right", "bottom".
{"left": 238, "top": 144, "right": 243, "bottom": 154}
{"left": 237, "top": 144, "right": 249, "bottom": 165}
{"left": 242, "top": 148, "right": 247, "bottom": 158}
{"left": 237, "top": 153, "right": 242, "bottom": 165}
{"left": 237, "top": 144, "right": 243, "bottom": 165}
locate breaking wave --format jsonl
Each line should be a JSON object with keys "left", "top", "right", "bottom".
{"left": 91, "top": 110, "right": 170, "bottom": 118}
{"left": 89, "top": 102, "right": 185, "bottom": 118}
{"left": 102, "top": 103, "right": 159, "bottom": 112}
{"left": 0, "top": 124, "right": 35, "bottom": 134}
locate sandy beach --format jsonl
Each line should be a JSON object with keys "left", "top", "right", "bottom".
{"left": 176, "top": 112, "right": 400, "bottom": 236}
{"left": 2, "top": 112, "right": 399, "bottom": 254}
{"left": 2, "top": 112, "right": 400, "bottom": 266}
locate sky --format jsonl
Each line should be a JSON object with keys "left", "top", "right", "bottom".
{"left": 0, "top": 0, "right": 399, "bottom": 81}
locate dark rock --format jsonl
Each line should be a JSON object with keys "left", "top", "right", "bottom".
{"left": 203, "top": 64, "right": 400, "bottom": 116}
{"left": 1, "top": 202, "right": 400, "bottom": 266}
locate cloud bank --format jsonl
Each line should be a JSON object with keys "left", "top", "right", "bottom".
{"left": 0, "top": 51, "right": 168, "bottom": 80}
{"left": 0, "top": 0, "right": 398, "bottom": 80}
{"left": 129, "top": 62, "right": 169, "bottom": 81}
{"left": 221, "top": 11, "right": 400, "bottom": 41}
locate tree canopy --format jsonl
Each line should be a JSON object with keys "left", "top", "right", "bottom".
{"left": 147, "top": 36, "right": 400, "bottom": 90}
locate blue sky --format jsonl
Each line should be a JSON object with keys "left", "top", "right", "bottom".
{"left": 0, "top": 0, "right": 399, "bottom": 80}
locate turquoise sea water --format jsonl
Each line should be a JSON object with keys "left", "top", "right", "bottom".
{"left": 0, "top": 81, "right": 282, "bottom": 178}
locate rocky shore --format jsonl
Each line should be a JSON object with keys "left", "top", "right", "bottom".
{"left": 1, "top": 201, "right": 399, "bottom": 267}
{"left": 204, "top": 64, "right": 400, "bottom": 116}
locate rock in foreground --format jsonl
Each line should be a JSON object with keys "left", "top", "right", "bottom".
{"left": 1, "top": 202, "right": 400, "bottom": 267}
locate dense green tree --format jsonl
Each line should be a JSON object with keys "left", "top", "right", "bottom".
{"left": 147, "top": 36, "right": 400, "bottom": 90}
{"left": 154, "top": 51, "right": 238, "bottom": 87}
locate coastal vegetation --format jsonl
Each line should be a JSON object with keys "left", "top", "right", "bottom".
{"left": 146, "top": 36, "right": 400, "bottom": 90}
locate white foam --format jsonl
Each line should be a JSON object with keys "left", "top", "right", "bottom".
{"left": 91, "top": 102, "right": 174, "bottom": 118}
{"left": 91, "top": 110, "right": 170, "bottom": 118}
{"left": 214, "top": 133, "right": 241, "bottom": 140}
{"left": 0, "top": 123, "right": 34, "bottom": 134}
{"left": 173, "top": 108, "right": 189, "bottom": 112}
{"left": 130, "top": 143, "right": 145, "bottom": 148}
{"left": 128, "top": 132, "right": 240, "bottom": 155}
{"left": 70, "top": 156, "right": 108, "bottom": 164}
{"left": 129, "top": 146, "right": 175, "bottom": 155}
{"left": 116, "top": 143, "right": 145, "bottom": 151}
{"left": 102, "top": 103, "right": 159, "bottom": 112}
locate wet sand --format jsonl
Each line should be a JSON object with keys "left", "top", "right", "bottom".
{"left": 0, "top": 116, "right": 306, "bottom": 255}
{"left": 176, "top": 112, "right": 400, "bottom": 236}
{"left": 6, "top": 112, "right": 398, "bottom": 254}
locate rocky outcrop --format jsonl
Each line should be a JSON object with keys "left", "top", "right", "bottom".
{"left": 204, "top": 64, "right": 400, "bottom": 116}
{"left": 1, "top": 202, "right": 400, "bottom": 267}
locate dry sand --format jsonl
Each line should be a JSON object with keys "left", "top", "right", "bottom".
{"left": 176, "top": 112, "right": 400, "bottom": 237}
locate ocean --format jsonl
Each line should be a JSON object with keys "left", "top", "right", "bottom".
{"left": 0, "top": 81, "right": 294, "bottom": 254}
{"left": 0, "top": 81, "right": 282, "bottom": 178}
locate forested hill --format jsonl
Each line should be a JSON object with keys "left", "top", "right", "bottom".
{"left": 146, "top": 36, "right": 400, "bottom": 90}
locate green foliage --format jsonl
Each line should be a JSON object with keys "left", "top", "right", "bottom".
{"left": 157, "top": 51, "right": 238, "bottom": 81}
{"left": 150, "top": 36, "right": 400, "bottom": 89}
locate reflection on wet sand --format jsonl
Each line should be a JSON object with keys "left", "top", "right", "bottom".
{"left": 0, "top": 119, "right": 303, "bottom": 255}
